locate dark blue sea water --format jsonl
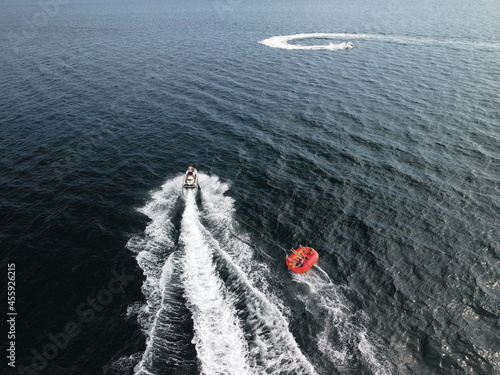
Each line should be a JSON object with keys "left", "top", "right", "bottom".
{"left": 1, "top": 0, "right": 499, "bottom": 374}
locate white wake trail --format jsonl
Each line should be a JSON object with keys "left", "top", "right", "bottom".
{"left": 260, "top": 33, "right": 355, "bottom": 50}
{"left": 128, "top": 176, "right": 194, "bottom": 375}
{"left": 198, "top": 175, "right": 318, "bottom": 375}
{"left": 127, "top": 176, "right": 183, "bottom": 334}
{"left": 259, "top": 32, "right": 500, "bottom": 51}
{"left": 295, "top": 270, "right": 395, "bottom": 375}
{"left": 181, "top": 190, "right": 251, "bottom": 375}
{"left": 127, "top": 174, "right": 318, "bottom": 375}
{"left": 134, "top": 254, "right": 178, "bottom": 375}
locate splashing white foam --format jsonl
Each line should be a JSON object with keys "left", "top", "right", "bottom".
{"left": 127, "top": 176, "right": 184, "bottom": 333}
{"left": 259, "top": 33, "right": 354, "bottom": 50}
{"left": 259, "top": 32, "right": 500, "bottom": 51}
{"left": 127, "top": 174, "right": 317, "bottom": 375}
{"left": 181, "top": 190, "right": 251, "bottom": 374}
{"left": 198, "top": 176, "right": 317, "bottom": 374}
{"left": 127, "top": 176, "right": 187, "bottom": 375}
{"left": 294, "top": 268, "right": 395, "bottom": 374}
{"left": 120, "top": 173, "right": 399, "bottom": 374}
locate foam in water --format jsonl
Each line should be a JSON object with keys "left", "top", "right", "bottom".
{"left": 134, "top": 254, "right": 191, "bottom": 375}
{"left": 259, "top": 32, "right": 500, "bottom": 51}
{"left": 122, "top": 173, "right": 395, "bottom": 374}
{"left": 197, "top": 178, "right": 316, "bottom": 374}
{"left": 259, "top": 33, "right": 355, "bottom": 50}
{"left": 294, "top": 268, "right": 395, "bottom": 374}
{"left": 181, "top": 190, "right": 251, "bottom": 374}
{"left": 125, "top": 174, "right": 318, "bottom": 374}
{"left": 126, "top": 176, "right": 189, "bottom": 374}
{"left": 127, "top": 177, "right": 183, "bottom": 331}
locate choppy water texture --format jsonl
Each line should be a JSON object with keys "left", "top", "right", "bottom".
{"left": 1, "top": 0, "right": 499, "bottom": 374}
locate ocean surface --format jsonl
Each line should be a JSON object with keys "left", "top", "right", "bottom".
{"left": 1, "top": 0, "right": 499, "bottom": 374}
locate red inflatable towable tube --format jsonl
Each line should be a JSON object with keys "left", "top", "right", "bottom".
{"left": 286, "top": 246, "right": 319, "bottom": 273}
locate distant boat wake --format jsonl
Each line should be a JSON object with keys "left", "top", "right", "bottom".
{"left": 111, "top": 174, "right": 394, "bottom": 374}
{"left": 259, "top": 32, "right": 500, "bottom": 51}
{"left": 259, "top": 33, "right": 354, "bottom": 50}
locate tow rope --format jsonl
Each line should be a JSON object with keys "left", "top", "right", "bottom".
{"left": 197, "top": 185, "right": 289, "bottom": 255}
{"left": 233, "top": 214, "right": 289, "bottom": 256}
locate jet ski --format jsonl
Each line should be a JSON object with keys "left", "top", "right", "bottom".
{"left": 343, "top": 41, "right": 354, "bottom": 49}
{"left": 327, "top": 41, "right": 353, "bottom": 50}
{"left": 183, "top": 166, "right": 198, "bottom": 188}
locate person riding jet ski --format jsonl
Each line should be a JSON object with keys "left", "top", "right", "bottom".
{"left": 183, "top": 166, "right": 198, "bottom": 188}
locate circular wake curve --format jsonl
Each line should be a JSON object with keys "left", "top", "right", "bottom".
{"left": 259, "top": 33, "right": 355, "bottom": 50}
{"left": 259, "top": 32, "right": 500, "bottom": 50}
